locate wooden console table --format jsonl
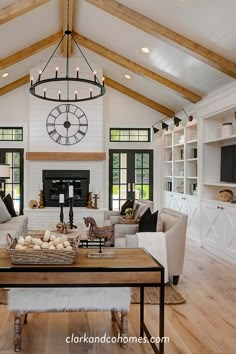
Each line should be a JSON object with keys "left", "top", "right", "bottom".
{"left": 0, "top": 248, "right": 165, "bottom": 354}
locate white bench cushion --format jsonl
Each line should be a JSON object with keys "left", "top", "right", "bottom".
{"left": 8, "top": 287, "right": 130, "bottom": 312}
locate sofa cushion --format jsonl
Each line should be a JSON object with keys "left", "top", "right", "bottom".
{"left": 120, "top": 199, "right": 134, "bottom": 215}
{"left": 139, "top": 208, "right": 158, "bottom": 232}
{"left": 3, "top": 194, "right": 17, "bottom": 217}
{"left": 7, "top": 215, "right": 28, "bottom": 231}
{"left": 0, "top": 222, "right": 24, "bottom": 235}
{"left": 0, "top": 198, "right": 11, "bottom": 223}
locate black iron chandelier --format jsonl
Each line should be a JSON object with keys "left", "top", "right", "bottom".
{"left": 29, "top": 0, "right": 105, "bottom": 103}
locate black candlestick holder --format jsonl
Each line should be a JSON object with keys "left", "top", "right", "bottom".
{"left": 59, "top": 203, "right": 64, "bottom": 223}
{"left": 69, "top": 197, "right": 77, "bottom": 229}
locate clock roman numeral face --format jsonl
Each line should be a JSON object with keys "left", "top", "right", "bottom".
{"left": 46, "top": 104, "right": 88, "bottom": 145}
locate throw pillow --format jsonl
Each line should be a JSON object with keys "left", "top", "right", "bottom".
{"left": 120, "top": 199, "right": 134, "bottom": 215}
{"left": 133, "top": 202, "right": 149, "bottom": 221}
{"left": 3, "top": 194, "right": 17, "bottom": 217}
{"left": 0, "top": 197, "right": 11, "bottom": 223}
{"left": 139, "top": 208, "right": 158, "bottom": 232}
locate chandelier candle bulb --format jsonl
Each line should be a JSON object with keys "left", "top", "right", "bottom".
{"left": 69, "top": 186, "right": 73, "bottom": 198}
{"left": 102, "top": 77, "right": 105, "bottom": 86}
{"left": 93, "top": 71, "right": 96, "bottom": 81}
{"left": 58, "top": 91, "right": 61, "bottom": 100}
{"left": 55, "top": 67, "right": 59, "bottom": 78}
{"left": 76, "top": 67, "right": 79, "bottom": 78}
{"left": 30, "top": 77, "right": 34, "bottom": 86}
{"left": 38, "top": 71, "right": 42, "bottom": 81}
{"left": 43, "top": 88, "right": 46, "bottom": 97}
{"left": 90, "top": 88, "right": 92, "bottom": 98}
{"left": 59, "top": 194, "right": 64, "bottom": 204}
{"left": 75, "top": 91, "right": 78, "bottom": 100}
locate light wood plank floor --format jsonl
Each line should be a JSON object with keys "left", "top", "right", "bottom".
{"left": 0, "top": 240, "right": 235, "bottom": 354}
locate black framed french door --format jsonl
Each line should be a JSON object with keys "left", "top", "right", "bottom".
{"left": 109, "top": 149, "right": 153, "bottom": 210}
{"left": 0, "top": 149, "right": 24, "bottom": 215}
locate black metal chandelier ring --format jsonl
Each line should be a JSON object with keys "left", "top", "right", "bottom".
{"left": 30, "top": 77, "right": 106, "bottom": 102}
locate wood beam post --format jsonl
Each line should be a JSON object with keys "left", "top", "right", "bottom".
{"left": 62, "top": 0, "right": 74, "bottom": 58}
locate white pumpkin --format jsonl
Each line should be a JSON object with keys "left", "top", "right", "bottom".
{"left": 33, "top": 245, "right": 41, "bottom": 250}
{"left": 41, "top": 242, "right": 49, "bottom": 249}
{"left": 24, "top": 235, "right": 32, "bottom": 244}
{"left": 56, "top": 243, "right": 64, "bottom": 250}
{"left": 43, "top": 230, "right": 51, "bottom": 242}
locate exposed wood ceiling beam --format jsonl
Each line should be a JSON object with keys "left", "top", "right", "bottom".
{"left": 0, "top": 0, "right": 49, "bottom": 25}
{"left": 0, "top": 73, "right": 174, "bottom": 116}
{"left": 0, "top": 75, "right": 29, "bottom": 96}
{"left": 85, "top": 0, "right": 236, "bottom": 79}
{"left": 73, "top": 32, "right": 202, "bottom": 103}
{"left": 105, "top": 77, "right": 175, "bottom": 116}
{"left": 0, "top": 33, "right": 61, "bottom": 71}
{"left": 62, "top": 0, "right": 74, "bottom": 58}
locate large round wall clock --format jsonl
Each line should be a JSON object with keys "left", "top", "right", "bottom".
{"left": 46, "top": 104, "right": 88, "bottom": 145}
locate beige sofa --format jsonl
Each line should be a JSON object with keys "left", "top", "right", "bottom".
{"left": 0, "top": 216, "right": 28, "bottom": 248}
{"left": 115, "top": 208, "right": 188, "bottom": 285}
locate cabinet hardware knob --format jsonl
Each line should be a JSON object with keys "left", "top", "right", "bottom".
{"left": 221, "top": 207, "right": 224, "bottom": 210}
{"left": 217, "top": 206, "right": 220, "bottom": 209}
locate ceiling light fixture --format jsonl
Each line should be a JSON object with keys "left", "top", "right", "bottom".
{"left": 174, "top": 117, "right": 182, "bottom": 127}
{"left": 141, "top": 47, "right": 150, "bottom": 54}
{"left": 2, "top": 73, "right": 9, "bottom": 78}
{"left": 162, "top": 122, "right": 169, "bottom": 131}
{"left": 29, "top": 0, "right": 105, "bottom": 103}
{"left": 124, "top": 74, "right": 131, "bottom": 80}
{"left": 152, "top": 126, "right": 159, "bottom": 134}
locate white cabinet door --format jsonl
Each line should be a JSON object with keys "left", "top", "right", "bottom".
{"left": 163, "top": 192, "right": 201, "bottom": 240}
{"left": 202, "top": 201, "right": 236, "bottom": 263}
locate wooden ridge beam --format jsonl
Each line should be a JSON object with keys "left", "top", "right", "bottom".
{"left": 105, "top": 77, "right": 175, "bottom": 116}
{"left": 62, "top": 0, "right": 74, "bottom": 58}
{"left": 0, "top": 33, "right": 61, "bottom": 71}
{"left": 0, "top": 75, "right": 29, "bottom": 96}
{"left": 0, "top": 0, "right": 49, "bottom": 25}
{"left": 73, "top": 32, "right": 202, "bottom": 103}
{"left": 85, "top": 0, "right": 236, "bottom": 79}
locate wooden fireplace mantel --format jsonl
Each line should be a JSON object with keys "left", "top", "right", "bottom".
{"left": 26, "top": 152, "right": 106, "bottom": 161}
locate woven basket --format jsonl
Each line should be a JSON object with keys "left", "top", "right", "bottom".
{"left": 6, "top": 233, "right": 80, "bottom": 265}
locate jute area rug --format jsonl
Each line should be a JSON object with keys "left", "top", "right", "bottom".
{"left": 0, "top": 284, "right": 186, "bottom": 306}
{"left": 131, "top": 284, "right": 186, "bottom": 305}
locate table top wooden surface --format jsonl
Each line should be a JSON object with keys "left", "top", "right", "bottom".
{"left": 0, "top": 248, "right": 163, "bottom": 286}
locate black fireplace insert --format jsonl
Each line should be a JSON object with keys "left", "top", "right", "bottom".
{"left": 43, "top": 170, "right": 90, "bottom": 207}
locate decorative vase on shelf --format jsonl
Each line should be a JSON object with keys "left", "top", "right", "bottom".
{"left": 221, "top": 122, "right": 233, "bottom": 137}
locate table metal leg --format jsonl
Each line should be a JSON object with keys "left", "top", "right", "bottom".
{"left": 159, "top": 268, "right": 165, "bottom": 354}
{"left": 140, "top": 285, "right": 144, "bottom": 337}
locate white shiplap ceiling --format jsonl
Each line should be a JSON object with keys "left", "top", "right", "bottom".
{"left": 0, "top": 0, "right": 235, "bottom": 116}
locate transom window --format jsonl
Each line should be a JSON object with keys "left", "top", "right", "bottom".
{"left": 110, "top": 128, "right": 150, "bottom": 142}
{"left": 0, "top": 127, "right": 23, "bottom": 141}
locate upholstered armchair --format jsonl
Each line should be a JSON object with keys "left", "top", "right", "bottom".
{"left": 115, "top": 208, "right": 188, "bottom": 285}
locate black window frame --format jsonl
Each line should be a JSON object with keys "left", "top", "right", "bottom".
{"left": 0, "top": 127, "right": 23, "bottom": 141}
{"left": 110, "top": 128, "right": 151, "bottom": 142}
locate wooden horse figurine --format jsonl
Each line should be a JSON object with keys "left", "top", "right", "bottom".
{"left": 83, "top": 217, "right": 114, "bottom": 244}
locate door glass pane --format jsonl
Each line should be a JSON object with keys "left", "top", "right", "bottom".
{"left": 135, "top": 169, "right": 142, "bottom": 183}
{"left": 120, "top": 169, "right": 127, "bottom": 184}
{"left": 120, "top": 185, "right": 127, "bottom": 199}
{"left": 113, "top": 170, "right": 119, "bottom": 183}
{"left": 143, "top": 154, "right": 149, "bottom": 168}
{"left": 143, "top": 169, "right": 149, "bottom": 183}
{"left": 142, "top": 185, "right": 150, "bottom": 199}
{"left": 120, "top": 154, "right": 127, "bottom": 168}
{"left": 112, "top": 185, "right": 119, "bottom": 199}
{"left": 112, "top": 200, "right": 119, "bottom": 211}
{"left": 13, "top": 169, "right": 20, "bottom": 183}
{"left": 135, "top": 185, "right": 141, "bottom": 199}
{"left": 135, "top": 154, "right": 142, "bottom": 168}
{"left": 13, "top": 152, "right": 20, "bottom": 167}
{"left": 113, "top": 154, "right": 119, "bottom": 168}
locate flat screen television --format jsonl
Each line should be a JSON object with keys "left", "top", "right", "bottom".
{"left": 220, "top": 144, "right": 236, "bottom": 183}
